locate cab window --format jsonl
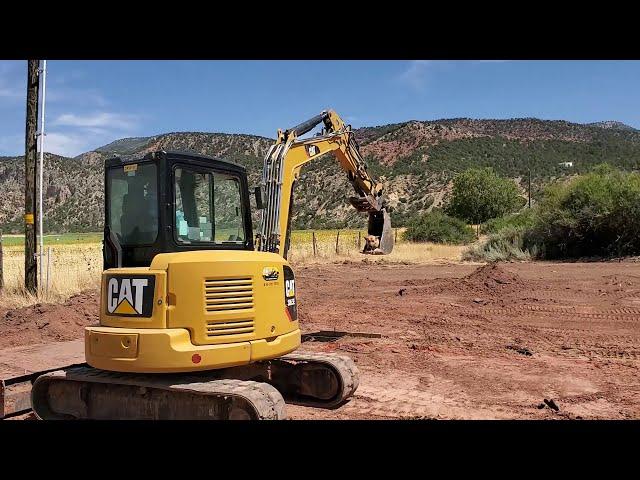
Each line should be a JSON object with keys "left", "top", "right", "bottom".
{"left": 174, "top": 167, "right": 245, "bottom": 244}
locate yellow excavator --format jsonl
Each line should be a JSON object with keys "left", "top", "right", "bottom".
{"left": 30, "top": 110, "right": 393, "bottom": 420}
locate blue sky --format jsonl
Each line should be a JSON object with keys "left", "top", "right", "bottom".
{"left": 0, "top": 60, "right": 639, "bottom": 157}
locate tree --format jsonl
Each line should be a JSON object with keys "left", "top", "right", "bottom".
{"left": 445, "top": 167, "right": 524, "bottom": 224}
{"left": 403, "top": 210, "right": 475, "bottom": 245}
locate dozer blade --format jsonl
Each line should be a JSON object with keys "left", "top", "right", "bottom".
{"left": 31, "top": 366, "right": 286, "bottom": 420}
{"left": 364, "top": 208, "right": 394, "bottom": 255}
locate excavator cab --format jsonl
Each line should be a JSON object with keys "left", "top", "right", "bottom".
{"left": 103, "top": 150, "right": 255, "bottom": 270}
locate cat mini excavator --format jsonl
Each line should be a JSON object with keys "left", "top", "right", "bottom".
{"left": 31, "top": 110, "right": 393, "bottom": 420}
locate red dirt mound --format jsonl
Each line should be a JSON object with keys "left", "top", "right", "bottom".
{"left": 464, "top": 263, "right": 523, "bottom": 289}
{"left": 0, "top": 290, "right": 100, "bottom": 349}
{"left": 424, "top": 263, "right": 528, "bottom": 300}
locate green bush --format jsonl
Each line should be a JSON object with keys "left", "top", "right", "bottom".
{"left": 445, "top": 167, "right": 525, "bottom": 224}
{"left": 403, "top": 210, "right": 475, "bottom": 245}
{"left": 523, "top": 164, "right": 640, "bottom": 258}
{"left": 463, "top": 227, "right": 533, "bottom": 262}
{"left": 481, "top": 208, "right": 537, "bottom": 234}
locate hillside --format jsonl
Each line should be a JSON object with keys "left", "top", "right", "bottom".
{"left": 1, "top": 118, "right": 639, "bottom": 234}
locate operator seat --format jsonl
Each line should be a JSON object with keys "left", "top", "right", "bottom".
{"left": 120, "top": 188, "right": 157, "bottom": 244}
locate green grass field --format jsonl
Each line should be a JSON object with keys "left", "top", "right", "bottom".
{"left": 0, "top": 233, "right": 103, "bottom": 247}
{"left": 0, "top": 230, "right": 374, "bottom": 247}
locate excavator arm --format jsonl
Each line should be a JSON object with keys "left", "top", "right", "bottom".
{"left": 257, "top": 109, "right": 393, "bottom": 257}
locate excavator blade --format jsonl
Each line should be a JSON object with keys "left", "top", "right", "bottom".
{"left": 365, "top": 208, "right": 394, "bottom": 255}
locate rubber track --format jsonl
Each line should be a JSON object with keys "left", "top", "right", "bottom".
{"left": 31, "top": 366, "right": 286, "bottom": 420}
{"left": 277, "top": 352, "right": 360, "bottom": 408}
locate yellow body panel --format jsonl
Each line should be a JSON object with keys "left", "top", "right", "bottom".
{"left": 100, "top": 268, "right": 167, "bottom": 329}
{"left": 85, "top": 327, "right": 301, "bottom": 373}
{"left": 88, "top": 250, "right": 301, "bottom": 373}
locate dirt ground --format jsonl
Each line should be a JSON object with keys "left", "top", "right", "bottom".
{"left": 2, "top": 261, "right": 640, "bottom": 420}
{"left": 0, "top": 291, "right": 99, "bottom": 349}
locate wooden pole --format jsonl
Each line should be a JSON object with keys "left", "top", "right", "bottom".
{"left": 312, "top": 231, "right": 317, "bottom": 257}
{"left": 46, "top": 246, "right": 51, "bottom": 296}
{"left": 0, "top": 231, "right": 4, "bottom": 292}
{"left": 335, "top": 230, "right": 340, "bottom": 254}
{"left": 358, "top": 231, "right": 361, "bottom": 251}
{"left": 25, "top": 60, "right": 39, "bottom": 295}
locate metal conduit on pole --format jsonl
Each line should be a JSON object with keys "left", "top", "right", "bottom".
{"left": 37, "top": 60, "right": 47, "bottom": 291}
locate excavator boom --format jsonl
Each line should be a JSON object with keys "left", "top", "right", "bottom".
{"left": 257, "top": 110, "right": 393, "bottom": 257}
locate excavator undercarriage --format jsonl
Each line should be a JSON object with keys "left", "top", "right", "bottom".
{"left": 31, "top": 352, "right": 358, "bottom": 419}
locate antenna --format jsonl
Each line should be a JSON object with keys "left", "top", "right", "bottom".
{"left": 37, "top": 60, "right": 47, "bottom": 290}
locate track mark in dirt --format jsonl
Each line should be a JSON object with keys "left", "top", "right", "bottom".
{"left": 295, "top": 261, "right": 640, "bottom": 419}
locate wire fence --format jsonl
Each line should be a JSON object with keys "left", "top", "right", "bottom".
{"left": 289, "top": 228, "right": 403, "bottom": 257}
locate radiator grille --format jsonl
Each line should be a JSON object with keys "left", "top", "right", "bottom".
{"left": 205, "top": 319, "right": 255, "bottom": 337}
{"left": 204, "top": 277, "right": 254, "bottom": 312}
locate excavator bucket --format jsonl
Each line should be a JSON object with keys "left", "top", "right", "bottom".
{"left": 364, "top": 208, "right": 394, "bottom": 255}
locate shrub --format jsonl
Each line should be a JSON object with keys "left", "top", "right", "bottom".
{"left": 523, "top": 164, "right": 640, "bottom": 258}
{"left": 403, "top": 210, "right": 475, "bottom": 245}
{"left": 463, "top": 228, "right": 533, "bottom": 262}
{"left": 481, "top": 208, "right": 537, "bottom": 234}
{"left": 445, "top": 167, "right": 524, "bottom": 224}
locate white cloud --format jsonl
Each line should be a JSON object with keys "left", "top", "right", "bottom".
{"left": 36, "top": 111, "right": 143, "bottom": 156}
{"left": 47, "top": 87, "right": 108, "bottom": 107}
{"left": 0, "top": 62, "right": 143, "bottom": 157}
{"left": 43, "top": 132, "right": 95, "bottom": 157}
{"left": 398, "top": 60, "right": 433, "bottom": 92}
{"left": 53, "top": 112, "right": 139, "bottom": 130}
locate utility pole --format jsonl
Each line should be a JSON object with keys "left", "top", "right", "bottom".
{"left": 24, "top": 60, "right": 39, "bottom": 294}
{"left": 37, "top": 60, "right": 47, "bottom": 289}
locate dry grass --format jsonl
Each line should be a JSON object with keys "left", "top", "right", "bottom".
{"left": 0, "top": 244, "right": 102, "bottom": 309}
{"left": 288, "top": 240, "right": 466, "bottom": 265}
{"left": 0, "top": 230, "right": 469, "bottom": 309}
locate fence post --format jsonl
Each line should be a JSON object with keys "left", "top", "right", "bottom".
{"left": 0, "top": 231, "right": 4, "bottom": 292}
{"left": 46, "top": 246, "right": 51, "bottom": 296}
{"left": 335, "top": 230, "right": 340, "bottom": 254}
{"left": 312, "top": 231, "right": 317, "bottom": 257}
{"left": 395, "top": 228, "right": 398, "bottom": 243}
{"left": 358, "top": 231, "right": 361, "bottom": 251}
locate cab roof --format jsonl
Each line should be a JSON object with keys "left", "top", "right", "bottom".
{"left": 104, "top": 150, "right": 247, "bottom": 173}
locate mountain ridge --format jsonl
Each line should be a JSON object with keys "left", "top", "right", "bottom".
{"left": 1, "top": 117, "right": 639, "bottom": 234}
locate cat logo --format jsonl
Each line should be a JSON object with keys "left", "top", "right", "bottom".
{"left": 106, "top": 275, "right": 155, "bottom": 317}
{"left": 262, "top": 266, "right": 279, "bottom": 281}
{"left": 306, "top": 145, "right": 319, "bottom": 157}
{"left": 283, "top": 265, "right": 297, "bottom": 321}
{"left": 285, "top": 279, "right": 295, "bottom": 298}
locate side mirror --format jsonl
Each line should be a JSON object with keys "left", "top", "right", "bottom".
{"left": 254, "top": 186, "right": 265, "bottom": 210}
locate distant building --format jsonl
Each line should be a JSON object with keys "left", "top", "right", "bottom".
{"left": 559, "top": 161, "right": 574, "bottom": 168}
